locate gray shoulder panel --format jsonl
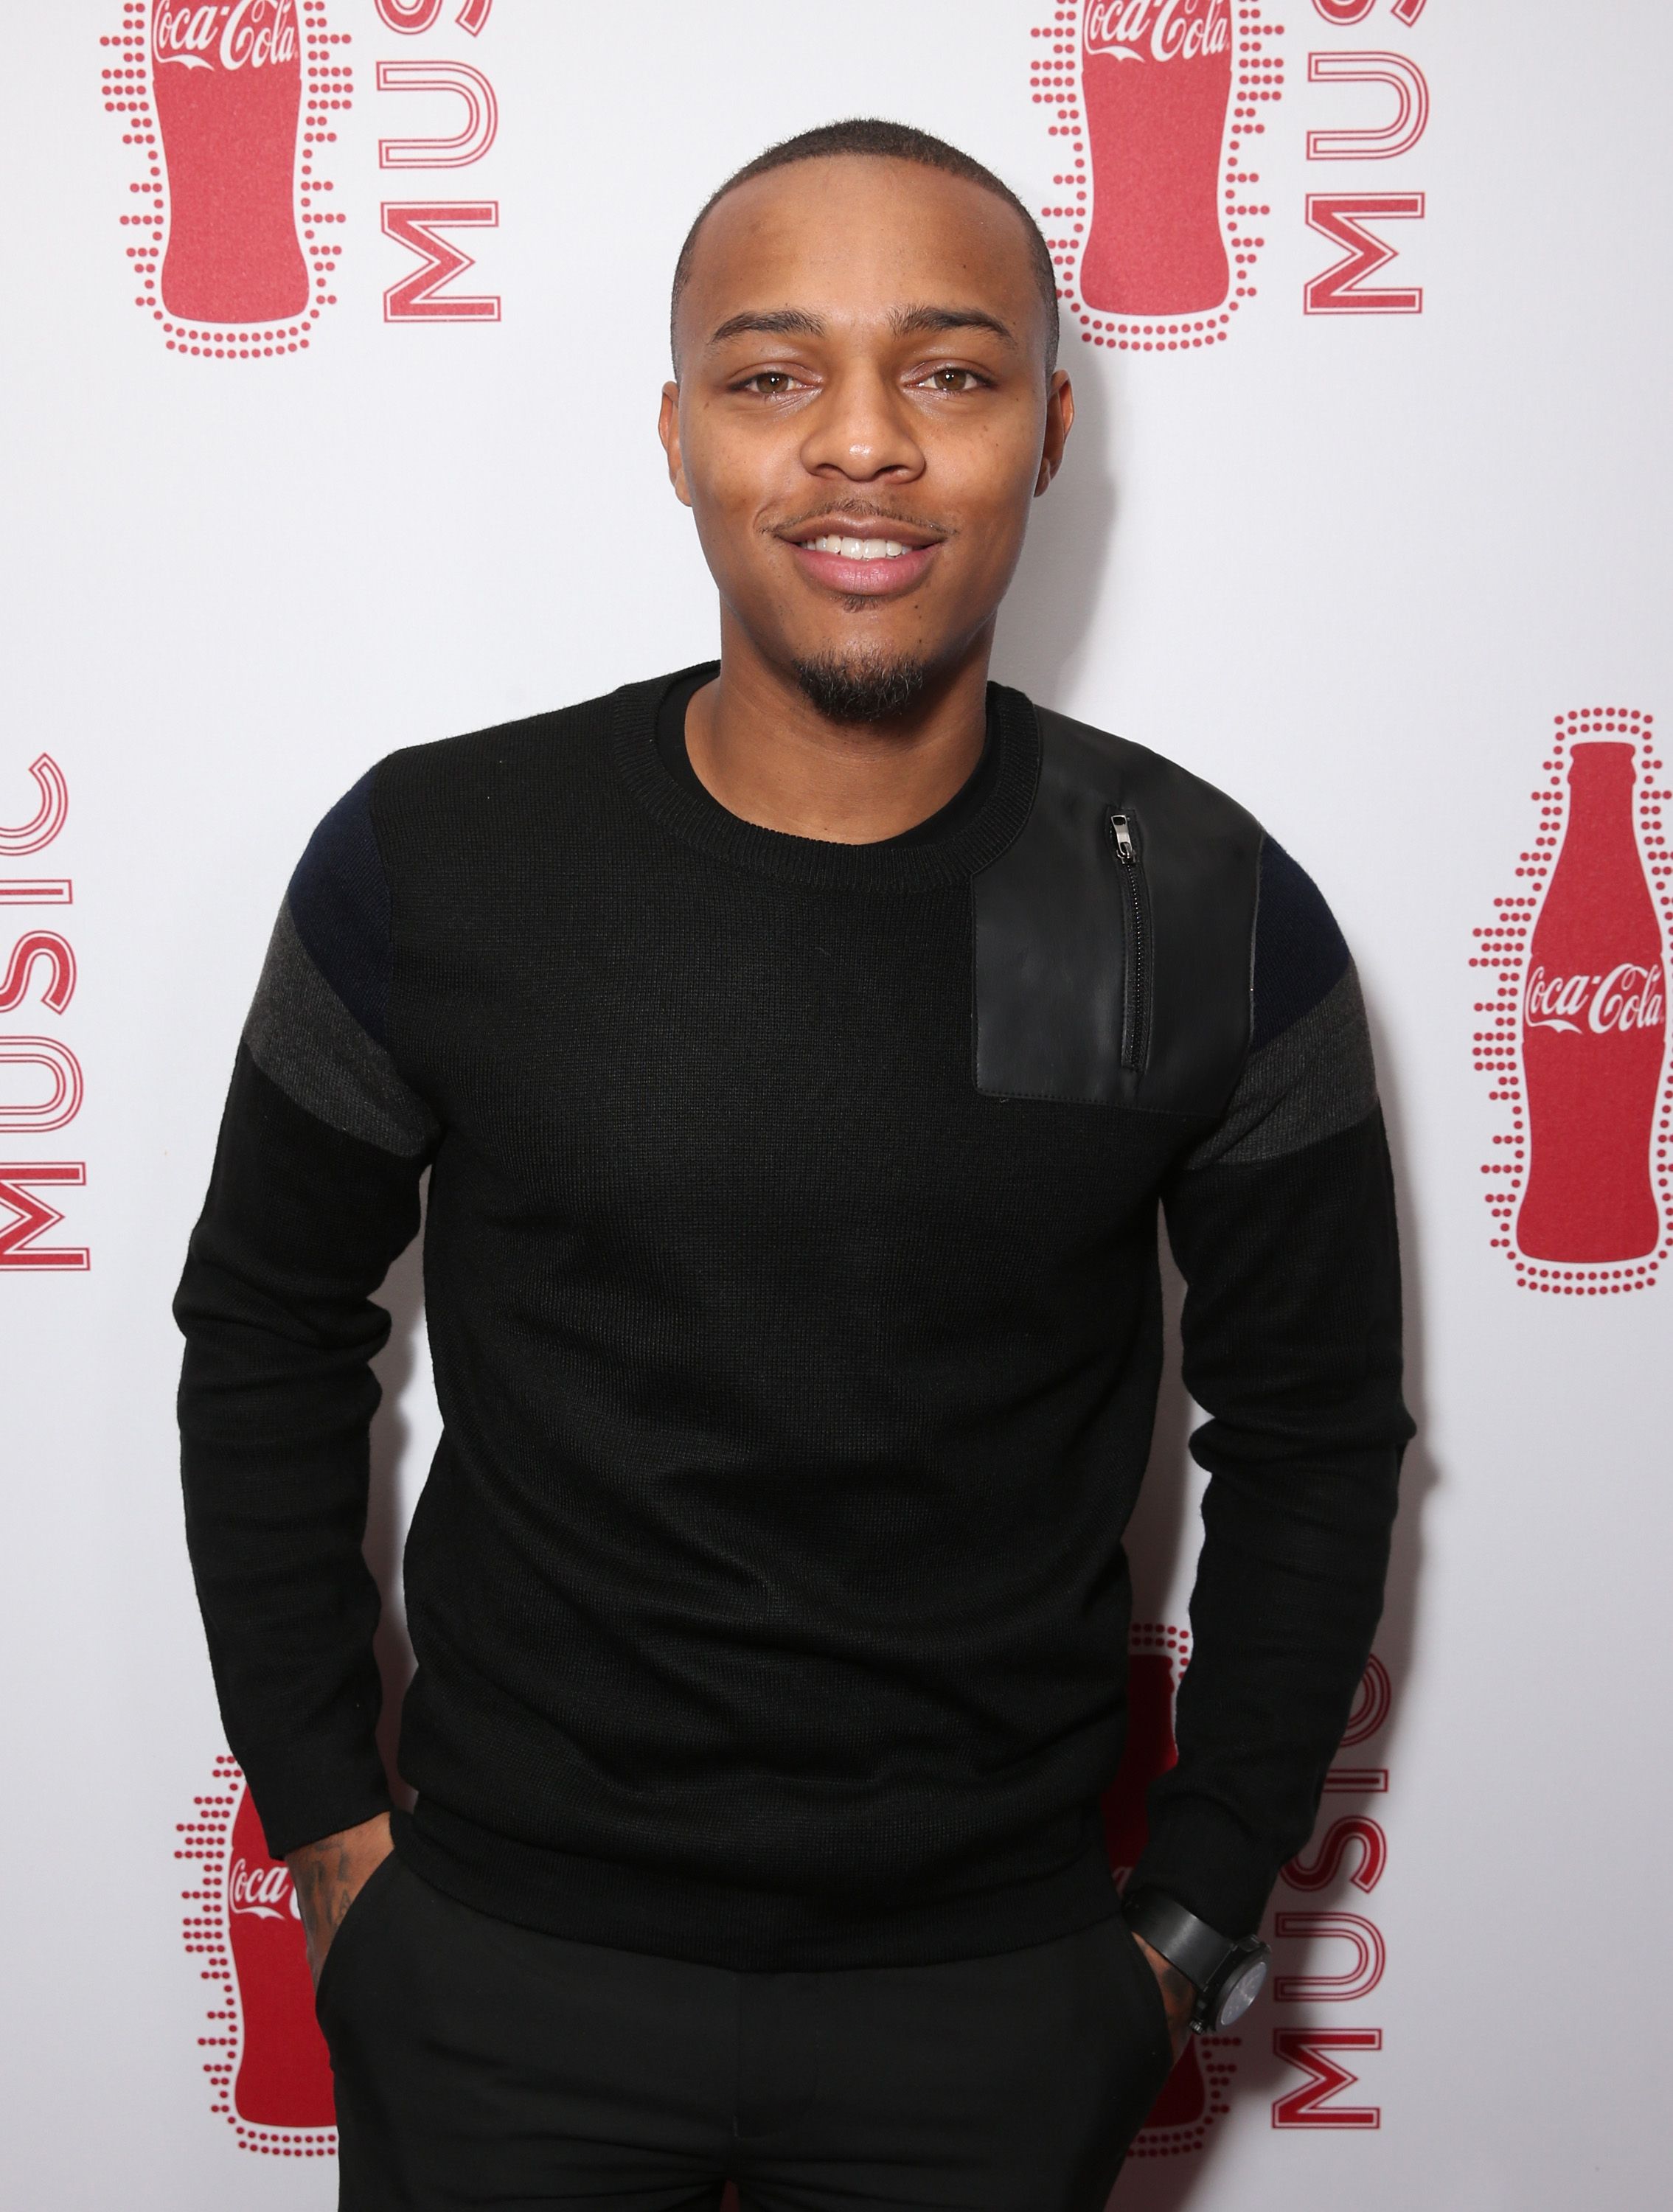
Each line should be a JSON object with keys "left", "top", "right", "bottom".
{"left": 971, "top": 704, "right": 1262, "bottom": 1114}
{"left": 244, "top": 902, "right": 438, "bottom": 1159}
{"left": 1183, "top": 962, "right": 1377, "bottom": 1170}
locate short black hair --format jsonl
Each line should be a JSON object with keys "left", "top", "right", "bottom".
{"left": 670, "top": 118, "right": 1060, "bottom": 376}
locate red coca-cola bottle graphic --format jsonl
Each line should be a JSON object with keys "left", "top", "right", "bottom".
{"left": 1517, "top": 741, "right": 1667, "bottom": 1262}
{"left": 151, "top": 0, "right": 309, "bottom": 323}
{"left": 226, "top": 1783, "right": 335, "bottom": 2128}
{"left": 1078, "top": 0, "right": 1233, "bottom": 315}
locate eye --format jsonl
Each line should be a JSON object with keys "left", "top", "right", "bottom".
{"left": 737, "top": 370, "right": 807, "bottom": 397}
{"left": 918, "top": 366, "right": 988, "bottom": 394}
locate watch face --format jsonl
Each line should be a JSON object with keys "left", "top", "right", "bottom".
{"left": 1214, "top": 1954, "right": 1269, "bottom": 2028}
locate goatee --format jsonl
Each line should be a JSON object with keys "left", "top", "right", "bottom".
{"left": 790, "top": 649, "right": 930, "bottom": 726}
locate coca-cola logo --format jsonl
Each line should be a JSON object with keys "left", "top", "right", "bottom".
{"left": 1084, "top": 0, "right": 1230, "bottom": 64}
{"left": 1524, "top": 962, "right": 1667, "bottom": 1037}
{"left": 153, "top": 0, "right": 299, "bottom": 72}
{"left": 229, "top": 1854, "right": 301, "bottom": 1921}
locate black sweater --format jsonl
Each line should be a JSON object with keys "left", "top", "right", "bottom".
{"left": 175, "top": 667, "right": 1412, "bottom": 1971}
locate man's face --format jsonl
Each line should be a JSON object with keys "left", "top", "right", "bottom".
{"left": 660, "top": 157, "right": 1072, "bottom": 710}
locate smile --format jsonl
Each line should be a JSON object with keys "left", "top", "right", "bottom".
{"left": 780, "top": 522, "right": 945, "bottom": 598}
{"left": 805, "top": 536, "right": 913, "bottom": 560}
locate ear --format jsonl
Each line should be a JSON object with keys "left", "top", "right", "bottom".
{"left": 1034, "top": 369, "right": 1074, "bottom": 497}
{"left": 658, "top": 383, "right": 692, "bottom": 509}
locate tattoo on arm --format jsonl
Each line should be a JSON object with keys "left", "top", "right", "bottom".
{"left": 288, "top": 1833, "right": 360, "bottom": 1945}
{"left": 285, "top": 1811, "right": 392, "bottom": 1984}
{"left": 1133, "top": 1930, "right": 1197, "bottom": 2056}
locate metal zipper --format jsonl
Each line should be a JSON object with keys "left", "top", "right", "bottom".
{"left": 1107, "top": 810, "right": 1152, "bottom": 1073}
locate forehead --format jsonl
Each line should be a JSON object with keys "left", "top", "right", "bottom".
{"left": 678, "top": 156, "right": 1043, "bottom": 347}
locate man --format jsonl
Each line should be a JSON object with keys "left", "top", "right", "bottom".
{"left": 176, "top": 118, "right": 1412, "bottom": 2211}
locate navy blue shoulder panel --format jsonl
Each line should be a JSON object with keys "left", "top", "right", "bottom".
{"left": 1251, "top": 839, "right": 1351, "bottom": 1054}
{"left": 285, "top": 767, "right": 392, "bottom": 1046}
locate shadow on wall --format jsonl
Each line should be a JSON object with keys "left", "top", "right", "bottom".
{"left": 994, "top": 349, "right": 1122, "bottom": 709}
{"left": 366, "top": 1186, "right": 428, "bottom": 1812}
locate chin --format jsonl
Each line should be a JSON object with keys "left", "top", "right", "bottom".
{"left": 790, "top": 646, "right": 931, "bottom": 725}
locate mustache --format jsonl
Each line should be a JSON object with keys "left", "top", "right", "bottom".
{"left": 770, "top": 499, "right": 952, "bottom": 538}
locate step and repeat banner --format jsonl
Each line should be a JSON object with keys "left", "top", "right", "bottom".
{"left": 3, "top": 4, "right": 1666, "bottom": 2206}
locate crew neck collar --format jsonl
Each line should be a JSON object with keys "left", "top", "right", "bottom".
{"left": 610, "top": 662, "right": 1040, "bottom": 894}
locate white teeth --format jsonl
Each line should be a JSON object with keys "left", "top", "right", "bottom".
{"left": 807, "top": 535, "right": 910, "bottom": 560}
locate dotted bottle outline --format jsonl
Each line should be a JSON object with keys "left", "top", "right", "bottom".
{"left": 177, "top": 1753, "right": 337, "bottom": 2159}
{"left": 1471, "top": 708, "right": 1672, "bottom": 1296}
{"left": 101, "top": 1, "right": 352, "bottom": 361}
{"left": 1028, "top": 4, "right": 1285, "bottom": 354}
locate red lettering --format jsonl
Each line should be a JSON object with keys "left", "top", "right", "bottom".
{"left": 1308, "top": 52, "right": 1430, "bottom": 161}
{"left": 0, "top": 1163, "right": 87, "bottom": 1270}
{"left": 1282, "top": 1816, "right": 1388, "bottom": 1893}
{"left": 377, "top": 61, "right": 498, "bottom": 168}
{"left": 0, "top": 755, "right": 69, "bottom": 856}
{"left": 1340, "top": 1653, "right": 1393, "bottom": 1745}
{"left": 0, "top": 934, "right": 75, "bottom": 1016}
{"left": 1, "top": 756, "right": 80, "bottom": 1266}
{"left": 0, "top": 1037, "right": 83, "bottom": 1133}
{"left": 375, "top": 0, "right": 492, "bottom": 29}
{"left": 1321, "top": 1766, "right": 1388, "bottom": 1792}
{"left": 1304, "top": 193, "right": 1425, "bottom": 313}
{"left": 1273, "top": 1910, "right": 1386, "bottom": 2001}
{"left": 0, "top": 881, "right": 72, "bottom": 906}
{"left": 1272, "top": 2028, "right": 1382, "bottom": 2128}
{"left": 382, "top": 202, "right": 501, "bottom": 321}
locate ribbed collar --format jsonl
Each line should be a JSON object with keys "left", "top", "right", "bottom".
{"left": 609, "top": 662, "right": 1041, "bottom": 894}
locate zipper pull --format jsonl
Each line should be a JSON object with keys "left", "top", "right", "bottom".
{"left": 1109, "top": 811, "right": 1136, "bottom": 864}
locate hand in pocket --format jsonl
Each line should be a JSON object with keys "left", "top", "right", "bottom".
{"left": 286, "top": 1812, "right": 396, "bottom": 1989}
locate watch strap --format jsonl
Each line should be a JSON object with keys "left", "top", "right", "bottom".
{"left": 1121, "top": 1886, "right": 1239, "bottom": 1993}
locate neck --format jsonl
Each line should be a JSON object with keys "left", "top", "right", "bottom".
{"left": 684, "top": 613, "right": 994, "bottom": 844}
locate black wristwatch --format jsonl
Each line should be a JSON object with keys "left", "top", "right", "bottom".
{"left": 1123, "top": 1886, "right": 1271, "bottom": 2034}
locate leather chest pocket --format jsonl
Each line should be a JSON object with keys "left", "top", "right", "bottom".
{"left": 970, "top": 706, "right": 1259, "bottom": 1114}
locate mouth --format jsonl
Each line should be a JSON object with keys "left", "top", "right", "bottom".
{"left": 776, "top": 514, "right": 946, "bottom": 599}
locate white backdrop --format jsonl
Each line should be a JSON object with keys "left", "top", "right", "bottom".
{"left": 2, "top": 3, "right": 1669, "bottom": 2205}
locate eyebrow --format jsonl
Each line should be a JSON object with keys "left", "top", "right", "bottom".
{"left": 890, "top": 305, "right": 1017, "bottom": 347}
{"left": 706, "top": 304, "right": 1018, "bottom": 349}
{"left": 708, "top": 309, "right": 824, "bottom": 346}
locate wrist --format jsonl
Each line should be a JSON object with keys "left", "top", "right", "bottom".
{"left": 285, "top": 1812, "right": 394, "bottom": 1986}
{"left": 285, "top": 1809, "right": 392, "bottom": 1869}
{"left": 1123, "top": 1886, "right": 1271, "bottom": 2034}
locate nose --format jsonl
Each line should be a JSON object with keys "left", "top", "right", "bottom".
{"left": 798, "top": 365, "right": 925, "bottom": 485}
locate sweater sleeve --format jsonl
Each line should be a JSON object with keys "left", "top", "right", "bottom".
{"left": 1133, "top": 839, "right": 1414, "bottom": 1937}
{"left": 174, "top": 769, "right": 438, "bottom": 1861}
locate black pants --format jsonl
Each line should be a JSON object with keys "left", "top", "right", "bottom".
{"left": 316, "top": 1852, "right": 1175, "bottom": 2212}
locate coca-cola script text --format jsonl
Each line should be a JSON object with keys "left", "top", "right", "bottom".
{"left": 153, "top": 1, "right": 299, "bottom": 72}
